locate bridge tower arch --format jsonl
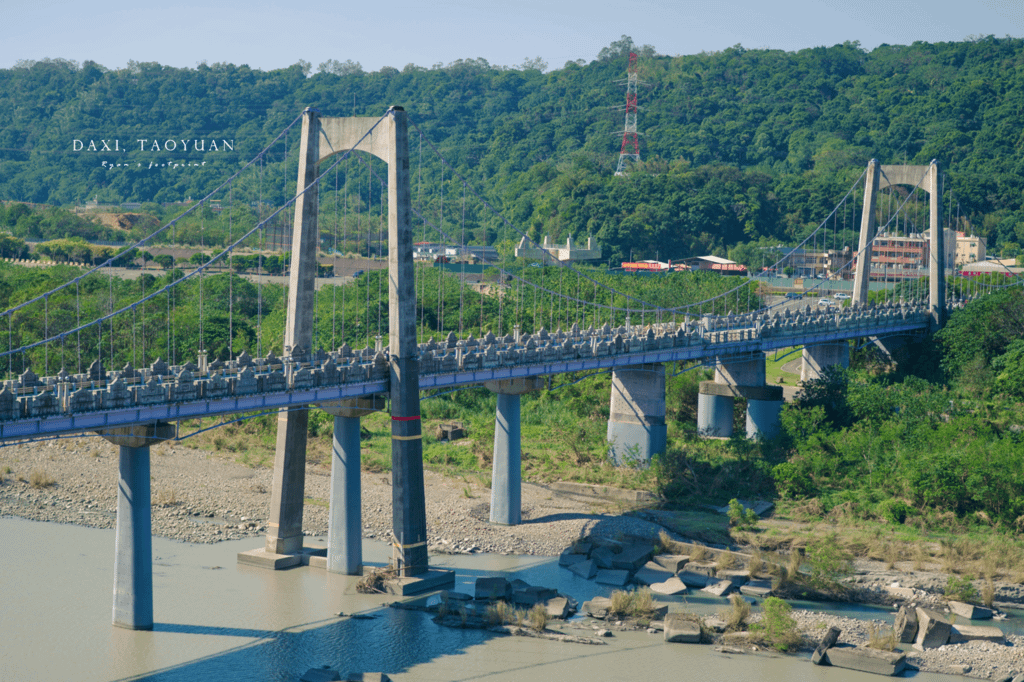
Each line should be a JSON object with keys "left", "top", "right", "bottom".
{"left": 852, "top": 159, "right": 945, "bottom": 331}
{"left": 265, "top": 107, "right": 429, "bottom": 576}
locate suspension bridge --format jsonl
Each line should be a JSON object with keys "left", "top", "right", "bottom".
{"left": 1, "top": 106, "right": 1018, "bottom": 630}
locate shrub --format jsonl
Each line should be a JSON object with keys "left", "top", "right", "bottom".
{"left": 484, "top": 601, "right": 521, "bottom": 626}
{"left": 806, "top": 533, "right": 853, "bottom": 592}
{"left": 720, "top": 593, "right": 751, "bottom": 631}
{"left": 527, "top": 604, "right": 548, "bottom": 632}
{"left": 751, "top": 597, "right": 802, "bottom": 652}
{"left": 867, "top": 624, "right": 897, "bottom": 651}
{"left": 982, "top": 579, "right": 995, "bottom": 608}
{"left": 728, "top": 498, "right": 759, "bottom": 529}
{"left": 945, "top": 574, "right": 978, "bottom": 603}
{"left": 608, "top": 587, "right": 657, "bottom": 620}
{"left": 29, "top": 469, "right": 55, "bottom": 488}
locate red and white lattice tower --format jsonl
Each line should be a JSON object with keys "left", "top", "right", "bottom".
{"left": 615, "top": 52, "right": 640, "bottom": 175}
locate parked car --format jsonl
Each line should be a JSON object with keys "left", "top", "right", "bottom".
{"left": 818, "top": 298, "right": 833, "bottom": 306}
{"left": 785, "top": 292, "right": 802, "bottom": 300}
{"left": 833, "top": 292, "right": 851, "bottom": 300}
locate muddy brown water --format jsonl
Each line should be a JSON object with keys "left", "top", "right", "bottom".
{"left": 1, "top": 517, "right": 953, "bottom": 681}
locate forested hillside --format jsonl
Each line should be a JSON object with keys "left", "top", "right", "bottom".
{"left": 2, "top": 35, "right": 1023, "bottom": 261}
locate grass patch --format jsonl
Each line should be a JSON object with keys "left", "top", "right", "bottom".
{"left": 867, "top": 624, "right": 897, "bottom": 651}
{"left": 720, "top": 593, "right": 751, "bottom": 631}
{"left": 154, "top": 488, "right": 179, "bottom": 507}
{"left": 607, "top": 587, "right": 658, "bottom": 620}
{"left": 29, "top": 469, "right": 55, "bottom": 488}
{"left": 527, "top": 604, "right": 549, "bottom": 632}
{"left": 750, "top": 596, "right": 803, "bottom": 652}
{"left": 484, "top": 601, "right": 523, "bottom": 626}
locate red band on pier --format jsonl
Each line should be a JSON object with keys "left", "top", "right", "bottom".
{"left": 391, "top": 415, "right": 420, "bottom": 421}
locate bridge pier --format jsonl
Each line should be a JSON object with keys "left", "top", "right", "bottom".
{"left": 606, "top": 364, "right": 667, "bottom": 466}
{"left": 322, "top": 396, "right": 384, "bottom": 574}
{"left": 484, "top": 377, "right": 544, "bottom": 525}
{"left": 100, "top": 422, "right": 175, "bottom": 630}
{"left": 801, "top": 342, "right": 850, "bottom": 383}
{"left": 697, "top": 356, "right": 782, "bottom": 439}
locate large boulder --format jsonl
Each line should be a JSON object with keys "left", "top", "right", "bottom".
{"left": 677, "top": 571, "right": 710, "bottom": 588}
{"left": 653, "top": 554, "right": 689, "bottom": 573}
{"left": 612, "top": 544, "right": 655, "bottom": 571}
{"left": 649, "top": 577, "right": 689, "bottom": 596}
{"left": 663, "top": 613, "right": 702, "bottom": 643}
{"left": 633, "top": 561, "right": 674, "bottom": 586}
{"left": 568, "top": 559, "right": 597, "bottom": 579}
{"left": 949, "top": 624, "right": 1005, "bottom": 644}
{"left": 513, "top": 585, "right": 558, "bottom": 606}
{"left": 700, "top": 579, "right": 734, "bottom": 598}
{"left": 914, "top": 608, "right": 952, "bottom": 650}
{"left": 685, "top": 561, "right": 717, "bottom": 576}
{"left": 948, "top": 600, "right": 993, "bottom": 620}
{"left": 811, "top": 625, "right": 841, "bottom": 665}
{"left": 542, "top": 596, "right": 570, "bottom": 619}
{"left": 582, "top": 596, "right": 612, "bottom": 619}
{"left": 591, "top": 545, "right": 617, "bottom": 569}
{"left": 595, "top": 569, "right": 631, "bottom": 587}
{"left": 739, "top": 580, "right": 772, "bottom": 598}
{"left": 475, "top": 577, "right": 512, "bottom": 602}
{"left": 894, "top": 605, "right": 918, "bottom": 644}
{"left": 825, "top": 644, "right": 907, "bottom": 676}
{"left": 558, "top": 550, "right": 588, "bottom": 567}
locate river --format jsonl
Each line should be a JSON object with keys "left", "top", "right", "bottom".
{"left": 0, "top": 516, "right": 952, "bottom": 681}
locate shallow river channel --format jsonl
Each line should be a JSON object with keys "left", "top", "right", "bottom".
{"left": 1, "top": 517, "right": 954, "bottom": 681}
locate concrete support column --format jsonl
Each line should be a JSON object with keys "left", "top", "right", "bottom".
{"left": 484, "top": 377, "right": 544, "bottom": 526}
{"left": 322, "top": 396, "right": 384, "bottom": 575}
{"left": 99, "top": 423, "right": 174, "bottom": 630}
{"left": 801, "top": 342, "right": 851, "bottom": 383}
{"left": 697, "top": 382, "right": 783, "bottom": 440}
{"left": 697, "top": 392, "right": 734, "bottom": 437}
{"left": 698, "top": 356, "right": 778, "bottom": 440}
{"left": 267, "top": 107, "right": 321, "bottom": 556}
{"left": 745, "top": 389, "right": 784, "bottom": 440}
{"left": 492, "top": 393, "right": 521, "bottom": 525}
{"left": 606, "top": 364, "right": 666, "bottom": 466}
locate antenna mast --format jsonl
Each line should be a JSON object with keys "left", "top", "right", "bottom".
{"left": 615, "top": 52, "right": 640, "bottom": 176}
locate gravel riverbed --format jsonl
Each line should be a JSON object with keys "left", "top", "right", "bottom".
{"left": 0, "top": 436, "right": 661, "bottom": 555}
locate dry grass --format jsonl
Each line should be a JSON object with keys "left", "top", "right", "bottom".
{"left": 748, "top": 548, "right": 766, "bottom": 578}
{"left": 484, "top": 601, "right": 522, "bottom": 626}
{"left": 689, "top": 543, "right": 711, "bottom": 562}
{"left": 608, "top": 587, "right": 658, "bottom": 620}
{"left": 982, "top": 578, "right": 996, "bottom": 608}
{"left": 657, "top": 530, "right": 686, "bottom": 555}
{"left": 355, "top": 566, "right": 396, "bottom": 594}
{"left": 883, "top": 542, "right": 900, "bottom": 570}
{"left": 28, "top": 468, "right": 55, "bottom": 489}
{"left": 714, "top": 552, "right": 737, "bottom": 571}
{"left": 720, "top": 593, "right": 751, "bottom": 631}
{"left": 867, "top": 624, "right": 897, "bottom": 651}
{"left": 527, "top": 604, "right": 549, "bottom": 632}
{"left": 154, "top": 488, "right": 179, "bottom": 507}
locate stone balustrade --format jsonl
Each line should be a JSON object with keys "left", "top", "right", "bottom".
{"left": 0, "top": 298, "right": 948, "bottom": 422}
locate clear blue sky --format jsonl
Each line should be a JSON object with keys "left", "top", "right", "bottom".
{"left": 5, "top": 0, "right": 1023, "bottom": 72}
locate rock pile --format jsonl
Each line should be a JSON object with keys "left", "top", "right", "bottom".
{"left": 559, "top": 538, "right": 772, "bottom": 601}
